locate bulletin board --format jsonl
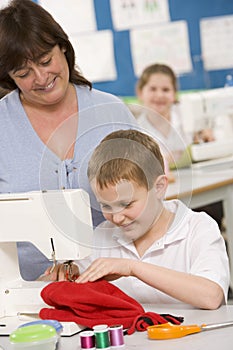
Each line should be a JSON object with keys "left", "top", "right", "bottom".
{"left": 33, "top": 0, "right": 233, "bottom": 96}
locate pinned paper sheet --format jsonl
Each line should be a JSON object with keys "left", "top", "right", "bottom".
{"left": 39, "top": 0, "right": 96, "bottom": 34}
{"left": 110, "top": 0, "right": 170, "bottom": 30}
{"left": 0, "top": 0, "right": 10, "bottom": 8}
{"left": 70, "top": 30, "right": 117, "bottom": 83}
{"left": 130, "top": 20, "right": 193, "bottom": 76}
{"left": 200, "top": 15, "right": 233, "bottom": 70}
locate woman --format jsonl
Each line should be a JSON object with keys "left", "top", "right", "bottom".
{"left": 0, "top": 0, "right": 137, "bottom": 280}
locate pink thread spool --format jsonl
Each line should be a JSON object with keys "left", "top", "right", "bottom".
{"left": 109, "top": 325, "right": 125, "bottom": 347}
{"left": 80, "top": 330, "right": 96, "bottom": 349}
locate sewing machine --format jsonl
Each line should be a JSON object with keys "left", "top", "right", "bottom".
{"left": 179, "top": 87, "right": 233, "bottom": 164}
{"left": 0, "top": 189, "right": 93, "bottom": 336}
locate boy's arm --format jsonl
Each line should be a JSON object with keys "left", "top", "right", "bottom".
{"left": 76, "top": 257, "right": 224, "bottom": 310}
{"left": 130, "top": 260, "right": 224, "bottom": 310}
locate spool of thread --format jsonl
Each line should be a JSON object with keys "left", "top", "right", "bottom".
{"left": 93, "top": 324, "right": 110, "bottom": 349}
{"left": 80, "top": 330, "right": 96, "bottom": 349}
{"left": 109, "top": 325, "right": 125, "bottom": 347}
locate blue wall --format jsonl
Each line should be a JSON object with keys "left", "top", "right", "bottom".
{"left": 35, "top": 0, "right": 233, "bottom": 96}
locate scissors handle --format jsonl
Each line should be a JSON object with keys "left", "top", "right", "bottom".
{"left": 147, "top": 320, "right": 233, "bottom": 340}
{"left": 147, "top": 322, "right": 201, "bottom": 339}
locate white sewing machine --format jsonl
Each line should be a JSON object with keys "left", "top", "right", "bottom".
{"left": 0, "top": 189, "right": 93, "bottom": 336}
{"left": 179, "top": 87, "right": 233, "bottom": 164}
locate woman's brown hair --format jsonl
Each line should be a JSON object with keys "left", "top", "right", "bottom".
{"left": 0, "top": 0, "right": 92, "bottom": 90}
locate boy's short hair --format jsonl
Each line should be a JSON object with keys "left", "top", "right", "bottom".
{"left": 88, "top": 129, "right": 165, "bottom": 190}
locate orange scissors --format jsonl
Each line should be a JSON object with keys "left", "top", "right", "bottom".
{"left": 147, "top": 320, "right": 233, "bottom": 340}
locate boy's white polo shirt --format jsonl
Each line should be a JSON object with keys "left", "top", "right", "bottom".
{"left": 79, "top": 199, "right": 229, "bottom": 304}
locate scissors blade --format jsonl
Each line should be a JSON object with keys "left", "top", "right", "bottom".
{"left": 201, "top": 320, "right": 233, "bottom": 331}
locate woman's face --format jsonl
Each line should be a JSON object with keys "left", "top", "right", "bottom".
{"left": 8, "top": 45, "right": 70, "bottom": 107}
{"left": 138, "top": 72, "right": 176, "bottom": 118}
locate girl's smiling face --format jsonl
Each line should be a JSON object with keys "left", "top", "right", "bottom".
{"left": 92, "top": 179, "right": 164, "bottom": 242}
{"left": 138, "top": 72, "right": 176, "bottom": 118}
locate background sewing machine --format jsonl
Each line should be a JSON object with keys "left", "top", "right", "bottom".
{"left": 179, "top": 87, "right": 233, "bottom": 169}
{"left": 0, "top": 189, "right": 93, "bottom": 336}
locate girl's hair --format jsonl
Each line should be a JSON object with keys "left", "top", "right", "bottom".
{"left": 88, "top": 129, "right": 165, "bottom": 190}
{"left": 0, "top": 0, "right": 92, "bottom": 90}
{"left": 136, "top": 63, "right": 178, "bottom": 93}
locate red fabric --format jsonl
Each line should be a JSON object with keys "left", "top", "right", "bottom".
{"left": 126, "top": 312, "right": 184, "bottom": 335}
{"left": 39, "top": 280, "right": 183, "bottom": 333}
{"left": 40, "top": 280, "right": 144, "bottom": 329}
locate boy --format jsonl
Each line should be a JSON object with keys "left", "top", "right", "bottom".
{"left": 76, "top": 129, "right": 229, "bottom": 309}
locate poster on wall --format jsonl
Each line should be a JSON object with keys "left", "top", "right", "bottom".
{"left": 110, "top": 0, "right": 170, "bottom": 31}
{"left": 0, "top": 0, "right": 10, "bottom": 8}
{"left": 39, "top": 1, "right": 117, "bottom": 83}
{"left": 130, "top": 20, "right": 193, "bottom": 76}
{"left": 39, "top": 0, "right": 96, "bottom": 34}
{"left": 200, "top": 15, "right": 233, "bottom": 70}
{"left": 70, "top": 30, "right": 117, "bottom": 83}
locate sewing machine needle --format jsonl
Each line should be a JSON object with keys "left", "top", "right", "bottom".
{"left": 49, "top": 237, "right": 57, "bottom": 273}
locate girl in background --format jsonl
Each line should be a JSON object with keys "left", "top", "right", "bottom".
{"left": 136, "top": 63, "right": 214, "bottom": 168}
{"left": 136, "top": 63, "right": 223, "bottom": 229}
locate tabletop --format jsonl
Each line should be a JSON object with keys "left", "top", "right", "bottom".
{"left": 166, "top": 167, "right": 233, "bottom": 202}
{"left": 1, "top": 304, "right": 233, "bottom": 350}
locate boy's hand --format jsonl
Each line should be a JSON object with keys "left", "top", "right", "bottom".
{"left": 75, "top": 257, "right": 132, "bottom": 283}
{"left": 37, "top": 262, "right": 79, "bottom": 282}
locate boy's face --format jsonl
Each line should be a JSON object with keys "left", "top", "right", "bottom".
{"left": 92, "top": 179, "right": 164, "bottom": 242}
